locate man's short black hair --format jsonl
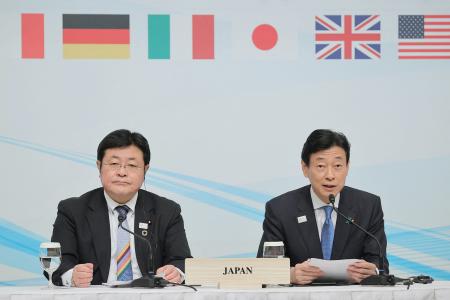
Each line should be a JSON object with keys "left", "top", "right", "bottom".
{"left": 301, "top": 129, "right": 350, "bottom": 166}
{"left": 97, "top": 129, "right": 150, "bottom": 165}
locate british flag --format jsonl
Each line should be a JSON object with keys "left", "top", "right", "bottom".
{"left": 315, "top": 15, "right": 381, "bottom": 60}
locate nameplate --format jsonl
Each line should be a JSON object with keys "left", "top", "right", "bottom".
{"left": 185, "top": 258, "right": 290, "bottom": 289}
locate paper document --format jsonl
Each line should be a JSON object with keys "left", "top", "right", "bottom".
{"left": 102, "top": 280, "right": 132, "bottom": 287}
{"left": 309, "top": 258, "right": 359, "bottom": 281}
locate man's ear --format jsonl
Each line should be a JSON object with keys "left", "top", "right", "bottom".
{"left": 301, "top": 160, "right": 309, "bottom": 178}
{"left": 144, "top": 164, "right": 150, "bottom": 177}
{"left": 96, "top": 160, "right": 102, "bottom": 172}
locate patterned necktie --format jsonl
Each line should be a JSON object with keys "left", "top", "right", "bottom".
{"left": 321, "top": 205, "right": 335, "bottom": 260}
{"left": 115, "top": 205, "right": 133, "bottom": 281}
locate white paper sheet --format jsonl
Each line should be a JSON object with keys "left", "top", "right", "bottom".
{"left": 102, "top": 280, "right": 132, "bottom": 287}
{"left": 309, "top": 258, "right": 360, "bottom": 281}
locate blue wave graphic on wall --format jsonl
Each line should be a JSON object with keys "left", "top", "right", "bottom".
{"left": 387, "top": 226, "right": 450, "bottom": 261}
{"left": 151, "top": 169, "right": 271, "bottom": 203}
{"left": 1, "top": 135, "right": 449, "bottom": 285}
{"left": 0, "top": 277, "right": 46, "bottom": 287}
{"left": 0, "top": 135, "right": 267, "bottom": 222}
{"left": 0, "top": 218, "right": 45, "bottom": 276}
{"left": 150, "top": 175, "right": 264, "bottom": 222}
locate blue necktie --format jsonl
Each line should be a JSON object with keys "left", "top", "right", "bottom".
{"left": 115, "top": 205, "right": 133, "bottom": 281}
{"left": 321, "top": 205, "right": 334, "bottom": 260}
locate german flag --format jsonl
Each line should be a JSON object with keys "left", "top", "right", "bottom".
{"left": 63, "top": 14, "right": 130, "bottom": 59}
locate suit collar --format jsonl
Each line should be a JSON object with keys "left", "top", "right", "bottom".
{"left": 86, "top": 188, "right": 111, "bottom": 282}
{"left": 296, "top": 186, "right": 354, "bottom": 260}
{"left": 310, "top": 187, "right": 341, "bottom": 209}
{"left": 134, "top": 190, "right": 156, "bottom": 275}
{"left": 331, "top": 186, "right": 357, "bottom": 259}
{"left": 296, "top": 186, "right": 323, "bottom": 259}
{"left": 103, "top": 191, "right": 138, "bottom": 215}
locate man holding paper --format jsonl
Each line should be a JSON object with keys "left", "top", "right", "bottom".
{"left": 257, "top": 129, "right": 388, "bottom": 284}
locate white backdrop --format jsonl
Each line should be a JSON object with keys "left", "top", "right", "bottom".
{"left": 1, "top": 0, "right": 450, "bottom": 285}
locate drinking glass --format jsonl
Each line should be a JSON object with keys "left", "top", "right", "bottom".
{"left": 263, "top": 241, "right": 285, "bottom": 258}
{"left": 39, "top": 242, "right": 61, "bottom": 288}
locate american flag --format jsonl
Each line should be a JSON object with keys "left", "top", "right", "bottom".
{"left": 315, "top": 15, "right": 381, "bottom": 60}
{"left": 398, "top": 15, "right": 450, "bottom": 59}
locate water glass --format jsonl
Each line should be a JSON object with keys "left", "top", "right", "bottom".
{"left": 263, "top": 241, "right": 285, "bottom": 258}
{"left": 39, "top": 242, "right": 61, "bottom": 288}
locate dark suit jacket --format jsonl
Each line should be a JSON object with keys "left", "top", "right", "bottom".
{"left": 257, "top": 185, "right": 389, "bottom": 273}
{"left": 50, "top": 188, "right": 192, "bottom": 285}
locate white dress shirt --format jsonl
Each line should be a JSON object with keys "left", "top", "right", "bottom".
{"left": 310, "top": 187, "right": 340, "bottom": 241}
{"left": 104, "top": 191, "right": 143, "bottom": 282}
{"left": 310, "top": 188, "right": 379, "bottom": 273}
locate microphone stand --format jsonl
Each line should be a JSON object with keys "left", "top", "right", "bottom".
{"left": 328, "top": 194, "right": 396, "bottom": 286}
{"left": 117, "top": 218, "right": 168, "bottom": 288}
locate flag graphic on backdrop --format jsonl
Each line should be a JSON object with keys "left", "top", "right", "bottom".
{"left": 148, "top": 15, "right": 170, "bottom": 59}
{"left": 398, "top": 15, "right": 450, "bottom": 59}
{"left": 192, "top": 15, "right": 214, "bottom": 59}
{"left": 148, "top": 14, "right": 215, "bottom": 60}
{"left": 315, "top": 15, "right": 381, "bottom": 60}
{"left": 21, "top": 13, "right": 44, "bottom": 59}
{"left": 63, "top": 14, "right": 130, "bottom": 59}
{"left": 231, "top": 14, "right": 298, "bottom": 60}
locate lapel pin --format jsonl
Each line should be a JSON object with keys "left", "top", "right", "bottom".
{"left": 297, "top": 216, "right": 307, "bottom": 223}
{"left": 142, "top": 230, "right": 148, "bottom": 237}
{"left": 139, "top": 222, "right": 148, "bottom": 229}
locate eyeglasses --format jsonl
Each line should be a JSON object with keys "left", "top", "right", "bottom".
{"left": 103, "top": 162, "right": 143, "bottom": 172}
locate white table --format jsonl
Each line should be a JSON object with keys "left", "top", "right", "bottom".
{"left": 1, "top": 282, "right": 450, "bottom": 300}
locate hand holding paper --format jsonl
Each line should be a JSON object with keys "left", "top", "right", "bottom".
{"left": 347, "top": 260, "right": 378, "bottom": 283}
{"left": 290, "top": 260, "right": 324, "bottom": 285}
{"left": 309, "top": 258, "right": 360, "bottom": 281}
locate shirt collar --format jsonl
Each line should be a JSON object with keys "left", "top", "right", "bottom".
{"left": 310, "top": 186, "right": 340, "bottom": 210}
{"left": 104, "top": 190, "right": 138, "bottom": 214}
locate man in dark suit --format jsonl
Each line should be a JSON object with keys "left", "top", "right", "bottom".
{"left": 49, "top": 129, "right": 192, "bottom": 287}
{"left": 257, "top": 129, "right": 388, "bottom": 284}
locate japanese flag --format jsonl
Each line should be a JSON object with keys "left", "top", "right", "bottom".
{"left": 231, "top": 13, "right": 299, "bottom": 60}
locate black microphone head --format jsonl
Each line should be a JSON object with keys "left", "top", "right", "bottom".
{"left": 328, "top": 194, "right": 335, "bottom": 204}
{"left": 118, "top": 214, "right": 126, "bottom": 223}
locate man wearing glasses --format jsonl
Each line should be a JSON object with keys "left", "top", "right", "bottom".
{"left": 49, "top": 129, "right": 192, "bottom": 287}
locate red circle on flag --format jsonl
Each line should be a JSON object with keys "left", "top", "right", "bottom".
{"left": 252, "top": 24, "right": 278, "bottom": 51}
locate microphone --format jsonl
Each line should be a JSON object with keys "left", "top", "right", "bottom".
{"left": 328, "top": 194, "right": 395, "bottom": 286}
{"left": 117, "top": 215, "right": 168, "bottom": 288}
